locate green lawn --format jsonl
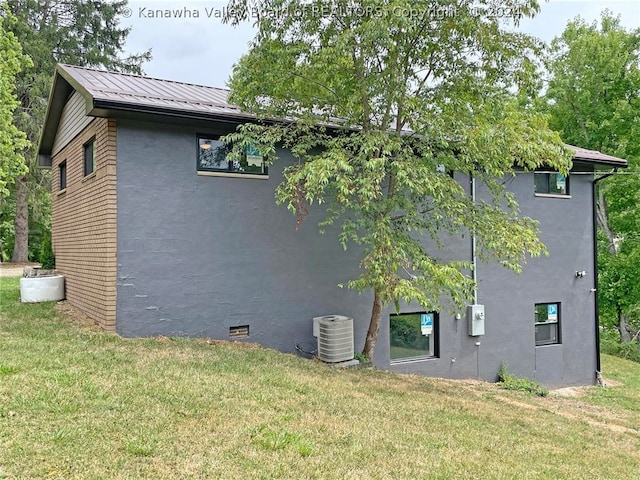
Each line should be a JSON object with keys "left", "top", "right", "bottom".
{"left": 1, "top": 276, "right": 639, "bottom": 479}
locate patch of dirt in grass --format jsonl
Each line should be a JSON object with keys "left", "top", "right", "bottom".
{"left": 55, "top": 301, "right": 103, "bottom": 331}
{"left": 196, "top": 337, "right": 265, "bottom": 350}
{"left": 550, "top": 386, "right": 588, "bottom": 398}
{"left": 438, "top": 377, "right": 638, "bottom": 436}
{"left": 495, "top": 388, "right": 639, "bottom": 436}
{"left": 545, "top": 398, "right": 637, "bottom": 435}
{"left": 601, "top": 378, "right": 623, "bottom": 387}
{"left": 0, "top": 262, "right": 40, "bottom": 277}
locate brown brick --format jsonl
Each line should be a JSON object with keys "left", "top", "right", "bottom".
{"left": 51, "top": 118, "right": 117, "bottom": 331}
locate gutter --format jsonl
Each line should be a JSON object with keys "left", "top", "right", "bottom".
{"left": 592, "top": 168, "right": 618, "bottom": 380}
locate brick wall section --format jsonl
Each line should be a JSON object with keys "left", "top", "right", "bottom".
{"left": 51, "top": 117, "right": 117, "bottom": 330}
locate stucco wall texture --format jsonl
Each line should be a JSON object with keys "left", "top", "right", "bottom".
{"left": 116, "top": 119, "right": 597, "bottom": 387}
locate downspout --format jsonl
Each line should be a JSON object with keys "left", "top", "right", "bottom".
{"left": 592, "top": 168, "right": 617, "bottom": 380}
{"left": 471, "top": 173, "right": 479, "bottom": 380}
{"left": 470, "top": 173, "right": 477, "bottom": 304}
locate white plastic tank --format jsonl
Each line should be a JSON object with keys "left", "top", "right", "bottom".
{"left": 20, "top": 275, "right": 65, "bottom": 303}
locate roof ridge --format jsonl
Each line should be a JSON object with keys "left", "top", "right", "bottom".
{"left": 99, "top": 89, "right": 240, "bottom": 111}
{"left": 58, "top": 63, "right": 231, "bottom": 93}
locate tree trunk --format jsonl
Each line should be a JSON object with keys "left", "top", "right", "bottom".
{"left": 362, "top": 290, "right": 383, "bottom": 361}
{"left": 11, "top": 176, "right": 29, "bottom": 263}
{"left": 597, "top": 188, "right": 639, "bottom": 348}
{"left": 616, "top": 303, "right": 633, "bottom": 343}
{"left": 596, "top": 188, "right": 617, "bottom": 253}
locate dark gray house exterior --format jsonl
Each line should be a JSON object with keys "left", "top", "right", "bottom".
{"left": 38, "top": 64, "right": 627, "bottom": 387}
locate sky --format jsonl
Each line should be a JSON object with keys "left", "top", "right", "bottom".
{"left": 120, "top": 0, "right": 640, "bottom": 87}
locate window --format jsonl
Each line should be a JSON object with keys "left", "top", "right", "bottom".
{"left": 535, "top": 303, "right": 561, "bottom": 346}
{"left": 197, "top": 136, "right": 267, "bottom": 175}
{"left": 534, "top": 172, "right": 569, "bottom": 196}
{"left": 83, "top": 138, "right": 96, "bottom": 176}
{"left": 59, "top": 160, "right": 67, "bottom": 190}
{"left": 390, "top": 312, "right": 438, "bottom": 361}
{"left": 436, "top": 164, "right": 455, "bottom": 178}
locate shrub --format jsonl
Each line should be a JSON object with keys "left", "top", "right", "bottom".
{"left": 39, "top": 232, "right": 55, "bottom": 269}
{"left": 498, "top": 363, "right": 548, "bottom": 397}
{"left": 600, "top": 328, "right": 640, "bottom": 363}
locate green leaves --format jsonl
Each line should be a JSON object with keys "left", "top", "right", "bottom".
{"left": 544, "top": 11, "right": 640, "bottom": 338}
{"left": 3, "top": 0, "right": 151, "bottom": 261}
{"left": 0, "top": 8, "right": 31, "bottom": 197}
{"left": 226, "top": 0, "right": 570, "bottom": 356}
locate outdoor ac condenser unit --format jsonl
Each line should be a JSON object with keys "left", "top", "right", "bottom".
{"left": 313, "top": 315, "right": 354, "bottom": 363}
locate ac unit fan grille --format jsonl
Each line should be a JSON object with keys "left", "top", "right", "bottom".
{"left": 316, "top": 315, "right": 354, "bottom": 363}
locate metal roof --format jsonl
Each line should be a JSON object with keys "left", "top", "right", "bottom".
{"left": 567, "top": 145, "right": 627, "bottom": 167}
{"left": 57, "top": 64, "right": 243, "bottom": 117}
{"left": 38, "top": 64, "right": 628, "bottom": 169}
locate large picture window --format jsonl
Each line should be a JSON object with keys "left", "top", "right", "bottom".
{"left": 390, "top": 312, "right": 438, "bottom": 361}
{"left": 534, "top": 172, "right": 569, "bottom": 196}
{"left": 535, "top": 303, "right": 561, "bottom": 346}
{"left": 197, "top": 136, "right": 267, "bottom": 175}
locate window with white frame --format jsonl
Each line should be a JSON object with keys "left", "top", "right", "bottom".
{"left": 535, "top": 302, "right": 561, "bottom": 346}
{"left": 197, "top": 136, "right": 267, "bottom": 175}
{"left": 390, "top": 312, "right": 438, "bottom": 361}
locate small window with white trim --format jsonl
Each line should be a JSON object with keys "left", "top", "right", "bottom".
{"left": 197, "top": 136, "right": 267, "bottom": 175}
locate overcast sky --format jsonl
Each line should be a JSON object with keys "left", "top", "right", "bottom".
{"left": 121, "top": 0, "right": 640, "bottom": 87}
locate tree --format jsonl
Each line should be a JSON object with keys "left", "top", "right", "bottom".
{"left": 0, "top": 8, "right": 30, "bottom": 198}
{"left": 544, "top": 11, "right": 640, "bottom": 346}
{"left": 0, "top": 8, "right": 31, "bottom": 262}
{"left": 3, "top": 0, "right": 151, "bottom": 262}
{"left": 224, "top": 0, "right": 572, "bottom": 359}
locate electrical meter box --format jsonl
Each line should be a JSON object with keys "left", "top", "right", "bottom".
{"left": 467, "top": 304, "right": 485, "bottom": 336}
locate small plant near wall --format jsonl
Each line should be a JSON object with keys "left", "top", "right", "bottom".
{"left": 39, "top": 232, "right": 55, "bottom": 270}
{"left": 353, "top": 352, "right": 369, "bottom": 364}
{"left": 498, "top": 363, "right": 548, "bottom": 397}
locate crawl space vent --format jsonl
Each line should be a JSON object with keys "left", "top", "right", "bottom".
{"left": 229, "top": 325, "right": 250, "bottom": 339}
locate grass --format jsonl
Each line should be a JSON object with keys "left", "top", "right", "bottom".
{"left": 497, "top": 363, "right": 549, "bottom": 397}
{"left": 1, "top": 276, "right": 640, "bottom": 479}
{"left": 600, "top": 328, "right": 640, "bottom": 363}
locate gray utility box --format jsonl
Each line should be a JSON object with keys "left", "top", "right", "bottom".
{"left": 313, "top": 315, "right": 354, "bottom": 363}
{"left": 467, "top": 304, "right": 485, "bottom": 336}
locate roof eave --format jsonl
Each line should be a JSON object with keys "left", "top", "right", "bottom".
{"left": 572, "top": 155, "right": 627, "bottom": 168}
{"left": 36, "top": 65, "right": 95, "bottom": 167}
{"left": 90, "top": 99, "right": 258, "bottom": 123}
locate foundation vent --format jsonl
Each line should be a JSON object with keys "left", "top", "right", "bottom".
{"left": 229, "top": 325, "right": 250, "bottom": 339}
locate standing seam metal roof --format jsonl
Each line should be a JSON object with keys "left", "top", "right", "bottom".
{"left": 42, "top": 64, "right": 628, "bottom": 168}
{"left": 567, "top": 145, "right": 627, "bottom": 166}
{"left": 58, "top": 63, "right": 244, "bottom": 116}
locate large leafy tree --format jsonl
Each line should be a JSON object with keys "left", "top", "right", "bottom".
{"left": 0, "top": 8, "right": 30, "bottom": 198}
{"left": 225, "top": 0, "right": 571, "bottom": 359}
{"left": 544, "top": 11, "right": 640, "bottom": 346}
{"left": 2, "top": 0, "right": 150, "bottom": 262}
{"left": 0, "top": 7, "right": 31, "bottom": 262}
